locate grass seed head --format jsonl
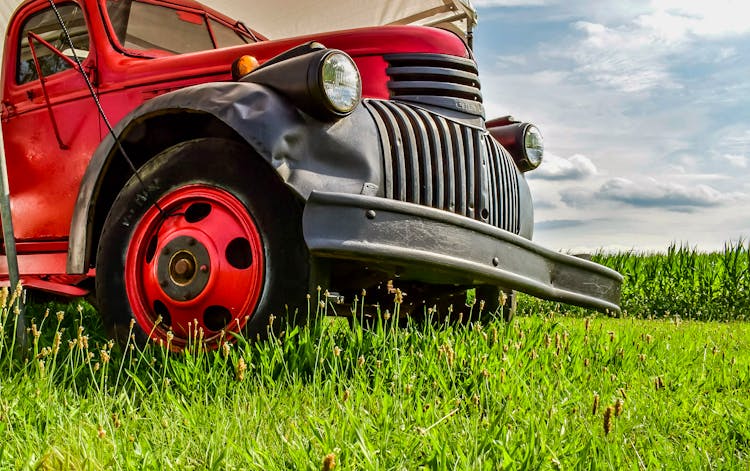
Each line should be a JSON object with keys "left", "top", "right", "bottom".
{"left": 592, "top": 393, "right": 600, "bottom": 415}
{"left": 357, "top": 356, "right": 365, "bottom": 368}
{"left": 322, "top": 453, "right": 336, "bottom": 471}
{"left": 603, "top": 406, "right": 614, "bottom": 435}
{"left": 97, "top": 425, "right": 106, "bottom": 439}
{"left": 615, "top": 399, "right": 623, "bottom": 417}
{"left": 236, "top": 357, "right": 247, "bottom": 381}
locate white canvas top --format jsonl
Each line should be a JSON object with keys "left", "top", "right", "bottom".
{"left": 210, "top": 0, "right": 476, "bottom": 39}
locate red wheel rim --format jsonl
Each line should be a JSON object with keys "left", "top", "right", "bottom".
{"left": 125, "top": 184, "right": 264, "bottom": 347}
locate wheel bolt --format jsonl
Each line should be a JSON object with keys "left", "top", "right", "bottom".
{"left": 174, "top": 259, "right": 191, "bottom": 276}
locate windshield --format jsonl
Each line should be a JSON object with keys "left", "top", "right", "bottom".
{"left": 105, "top": 0, "right": 255, "bottom": 55}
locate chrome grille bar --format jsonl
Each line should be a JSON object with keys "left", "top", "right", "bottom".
{"left": 367, "top": 100, "right": 521, "bottom": 234}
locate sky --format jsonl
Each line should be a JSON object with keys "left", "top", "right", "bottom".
{"left": 0, "top": 0, "right": 746, "bottom": 253}
{"left": 472, "top": 0, "right": 750, "bottom": 252}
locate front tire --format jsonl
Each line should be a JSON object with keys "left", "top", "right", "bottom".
{"left": 96, "top": 138, "right": 308, "bottom": 348}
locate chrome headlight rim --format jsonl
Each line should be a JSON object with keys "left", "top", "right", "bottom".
{"left": 523, "top": 124, "right": 544, "bottom": 170}
{"left": 316, "top": 50, "right": 362, "bottom": 117}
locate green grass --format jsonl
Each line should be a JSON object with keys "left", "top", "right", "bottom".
{"left": 1, "top": 284, "right": 750, "bottom": 469}
{"left": 1, "top": 243, "right": 750, "bottom": 469}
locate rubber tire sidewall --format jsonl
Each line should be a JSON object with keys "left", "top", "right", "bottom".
{"left": 96, "top": 138, "right": 309, "bottom": 346}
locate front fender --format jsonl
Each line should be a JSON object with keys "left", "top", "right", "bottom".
{"left": 67, "top": 82, "right": 382, "bottom": 274}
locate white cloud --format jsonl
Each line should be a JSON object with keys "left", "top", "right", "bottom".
{"left": 530, "top": 153, "right": 597, "bottom": 180}
{"left": 561, "top": 177, "right": 746, "bottom": 211}
{"left": 563, "top": 20, "right": 681, "bottom": 93}
{"left": 722, "top": 154, "right": 748, "bottom": 168}
{"left": 645, "top": 0, "right": 750, "bottom": 38}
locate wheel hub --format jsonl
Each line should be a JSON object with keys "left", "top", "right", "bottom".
{"left": 157, "top": 236, "right": 211, "bottom": 302}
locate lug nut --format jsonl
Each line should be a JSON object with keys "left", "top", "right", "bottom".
{"left": 174, "top": 259, "right": 191, "bottom": 276}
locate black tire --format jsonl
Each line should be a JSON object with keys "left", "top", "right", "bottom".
{"left": 96, "top": 138, "right": 309, "bottom": 348}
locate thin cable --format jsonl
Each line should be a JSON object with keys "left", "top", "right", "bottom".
{"left": 47, "top": 0, "right": 166, "bottom": 217}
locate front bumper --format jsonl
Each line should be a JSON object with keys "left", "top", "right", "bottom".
{"left": 303, "top": 191, "right": 622, "bottom": 313}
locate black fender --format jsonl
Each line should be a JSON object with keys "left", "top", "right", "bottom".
{"left": 66, "top": 81, "right": 382, "bottom": 274}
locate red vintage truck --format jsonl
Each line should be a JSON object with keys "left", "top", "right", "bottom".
{"left": 1, "top": 0, "right": 621, "bottom": 347}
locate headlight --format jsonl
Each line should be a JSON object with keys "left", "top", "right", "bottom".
{"left": 320, "top": 52, "right": 361, "bottom": 115}
{"left": 236, "top": 42, "right": 362, "bottom": 121}
{"left": 487, "top": 121, "right": 544, "bottom": 172}
{"left": 523, "top": 125, "right": 544, "bottom": 169}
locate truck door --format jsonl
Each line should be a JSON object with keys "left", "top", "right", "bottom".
{"left": 1, "top": 1, "right": 101, "bottom": 243}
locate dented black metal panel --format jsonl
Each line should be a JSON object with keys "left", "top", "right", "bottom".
{"left": 303, "top": 191, "right": 622, "bottom": 313}
{"left": 67, "top": 81, "right": 383, "bottom": 273}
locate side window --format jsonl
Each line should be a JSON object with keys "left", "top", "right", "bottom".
{"left": 110, "top": 1, "right": 213, "bottom": 54}
{"left": 106, "top": 0, "right": 257, "bottom": 55}
{"left": 208, "top": 19, "right": 249, "bottom": 49}
{"left": 16, "top": 4, "right": 90, "bottom": 85}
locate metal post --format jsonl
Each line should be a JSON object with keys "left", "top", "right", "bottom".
{"left": 0, "top": 128, "right": 26, "bottom": 346}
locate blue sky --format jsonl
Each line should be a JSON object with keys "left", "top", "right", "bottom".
{"left": 472, "top": 0, "right": 750, "bottom": 251}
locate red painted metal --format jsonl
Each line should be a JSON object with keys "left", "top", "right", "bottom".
{"left": 124, "top": 185, "right": 264, "bottom": 346}
{"left": 0, "top": 0, "right": 468, "bottom": 295}
{"left": 11, "top": 278, "right": 90, "bottom": 296}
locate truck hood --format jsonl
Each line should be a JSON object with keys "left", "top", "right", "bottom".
{"left": 100, "top": 25, "right": 471, "bottom": 100}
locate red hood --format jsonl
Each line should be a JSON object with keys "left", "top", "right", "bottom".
{"left": 99, "top": 25, "right": 469, "bottom": 100}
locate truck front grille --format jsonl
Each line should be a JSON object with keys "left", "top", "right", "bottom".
{"left": 366, "top": 100, "right": 520, "bottom": 234}
{"left": 384, "top": 53, "right": 484, "bottom": 117}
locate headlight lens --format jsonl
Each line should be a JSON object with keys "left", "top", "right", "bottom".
{"left": 524, "top": 125, "right": 544, "bottom": 168}
{"left": 320, "top": 52, "right": 361, "bottom": 114}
